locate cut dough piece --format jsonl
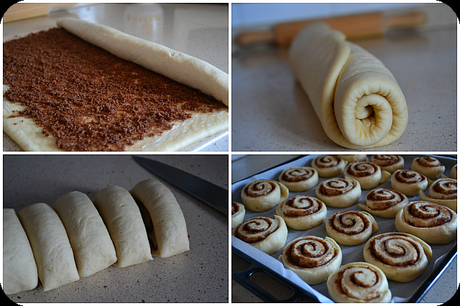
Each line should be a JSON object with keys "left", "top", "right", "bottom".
{"left": 311, "top": 155, "right": 347, "bottom": 177}
{"left": 419, "top": 177, "right": 457, "bottom": 212}
{"left": 326, "top": 210, "right": 378, "bottom": 246}
{"left": 53, "top": 191, "right": 117, "bottom": 277}
{"left": 411, "top": 156, "right": 445, "bottom": 180}
{"left": 17, "top": 203, "right": 80, "bottom": 291}
{"left": 232, "top": 202, "right": 246, "bottom": 228}
{"left": 241, "top": 179, "right": 289, "bottom": 212}
{"left": 56, "top": 18, "right": 228, "bottom": 106}
{"left": 315, "top": 177, "right": 361, "bottom": 208}
{"left": 93, "top": 185, "right": 153, "bottom": 267}
{"left": 289, "top": 23, "right": 407, "bottom": 149}
{"left": 278, "top": 166, "right": 318, "bottom": 192}
{"left": 275, "top": 195, "right": 327, "bottom": 230}
{"left": 3, "top": 208, "right": 38, "bottom": 295}
{"left": 130, "top": 180, "right": 189, "bottom": 258}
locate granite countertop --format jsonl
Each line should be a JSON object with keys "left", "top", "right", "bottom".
{"left": 3, "top": 3, "right": 228, "bottom": 151}
{"left": 231, "top": 155, "right": 457, "bottom": 303}
{"left": 4, "top": 155, "right": 228, "bottom": 302}
{"left": 231, "top": 4, "right": 457, "bottom": 151}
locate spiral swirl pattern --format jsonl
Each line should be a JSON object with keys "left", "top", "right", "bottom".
{"left": 241, "top": 179, "right": 289, "bottom": 212}
{"left": 231, "top": 202, "right": 245, "bottom": 228}
{"left": 280, "top": 195, "right": 323, "bottom": 217}
{"left": 393, "top": 169, "right": 426, "bottom": 184}
{"left": 281, "top": 236, "right": 341, "bottom": 285}
{"left": 391, "top": 169, "right": 428, "bottom": 197}
{"left": 279, "top": 166, "right": 318, "bottom": 192}
{"left": 327, "top": 262, "right": 392, "bottom": 303}
{"left": 234, "top": 217, "right": 279, "bottom": 243}
{"left": 326, "top": 211, "right": 378, "bottom": 245}
{"left": 359, "top": 188, "right": 408, "bottom": 218}
{"left": 243, "top": 180, "right": 277, "bottom": 198}
{"left": 429, "top": 178, "right": 457, "bottom": 200}
{"left": 414, "top": 156, "right": 442, "bottom": 168}
{"left": 412, "top": 156, "right": 445, "bottom": 179}
{"left": 345, "top": 161, "right": 379, "bottom": 177}
{"left": 371, "top": 155, "right": 404, "bottom": 173}
{"left": 363, "top": 232, "right": 432, "bottom": 282}
{"left": 312, "top": 155, "right": 346, "bottom": 177}
{"left": 395, "top": 201, "right": 457, "bottom": 244}
{"left": 315, "top": 178, "right": 361, "bottom": 208}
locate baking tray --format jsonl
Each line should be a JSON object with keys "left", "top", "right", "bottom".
{"left": 231, "top": 154, "right": 457, "bottom": 303}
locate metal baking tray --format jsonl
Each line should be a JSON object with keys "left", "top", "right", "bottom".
{"left": 232, "top": 154, "right": 457, "bottom": 303}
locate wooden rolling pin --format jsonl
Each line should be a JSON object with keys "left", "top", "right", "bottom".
{"left": 236, "top": 11, "right": 426, "bottom": 46}
{"left": 3, "top": 3, "right": 75, "bottom": 23}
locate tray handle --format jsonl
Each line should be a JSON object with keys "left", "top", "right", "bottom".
{"left": 232, "top": 247, "right": 321, "bottom": 303}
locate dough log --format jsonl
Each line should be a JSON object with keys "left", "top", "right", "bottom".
{"left": 3, "top": 208, "right": 38, "bottom": 295}
{"left": 17, "top": 203, "right": 80, "bottom": 291}
{"left": 56, "top": 18, "right": 228, "bottom": 106}
{"left": 93, "top": 185, "right": 153, "bottom": 267}
{"left": 54, "top": 191, "right": 117, "bottom": 277}
{"left": 289, "top": 23, "right": 408, "bottom": 149}
{"left": 130, "top": 180, "right": 189, "bottom": 258}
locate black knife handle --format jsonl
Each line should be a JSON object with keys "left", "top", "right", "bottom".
{"left": 232, "top": 247, "right": 321, "bottom": 303}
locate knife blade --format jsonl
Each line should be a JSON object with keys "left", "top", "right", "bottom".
{"left": 133, "top": 156, "right": 228, "bottom": 215}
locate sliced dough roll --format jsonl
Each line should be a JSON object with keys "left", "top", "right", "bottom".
{"left": 17, "top": 203, "right": 80, "bottom": 291}
{"left": 93, "top": 185, "right": 153, "bottom": 267}
{"left": 56, "top": 18, "right": 228, "bottom": 106}
{"left": 289, "top": 22, "right": 408, "bottom": 149}
{"left": 54, "top": 191, "right": 117, "bottom": 277}
{"left": 130, "top": 180, "right": 189, "bottom": 258}
{"left": 3, "top": 208, "right": 38, "bottom": 295}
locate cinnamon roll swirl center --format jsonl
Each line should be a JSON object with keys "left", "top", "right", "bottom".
{"left": 281, "top": 167, "right": 315, "bottom": 182}
{"left": 394, "top": 170, "right": 426, "bottom": 183}
{"left": 282, "top": 195, "right": 322, "bottom": 217}
{"left": 319, "top": 178, "right": 355, "bottom": 196}
{"left": 346, "top": 162, "right": 378, "bottom": 177}
{"left": 287, "top": 238, "right": 337, "bottom": 268}
{"left": 235, "top": 217, "right": 278, "bottom": 243}
{"left": 372, "top": 155, "right": 401, "bottom": 167}
{"left": 370, "top": 234, "right": 422, "bottom": 266}
{"left": 330, "top": 212, "right": 369, "bottom": 235}
{"left": 243, "top": 180, "right": 276, "bottom": 197}
{"left": 314, "top": 156, "right": 342, "bottom": 168}
{"left": 405, "top": 202, "right": 452, "bottom": 227}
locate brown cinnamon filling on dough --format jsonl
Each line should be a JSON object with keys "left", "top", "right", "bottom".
{"left": 3, "top": 28, "right": 227, "bottom": 151}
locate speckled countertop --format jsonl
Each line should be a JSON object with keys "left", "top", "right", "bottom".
{"left": 3, "top": 3, "right": 228, "bottom": 152}
{"left": 4, "top": 155, "right": 228, "bottom": 302}
{"left": 232, "top": 4, "right": 457, "bottom": 151}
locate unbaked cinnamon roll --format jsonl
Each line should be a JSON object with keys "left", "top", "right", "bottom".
{"left": 450, "top": 164, "right": 457, "bottom": 179}
{"left": 391, "top": 169, "right": 429, "bottom": 197}
{"left": 231, "top": 202, "right": 245, "bottom": 228}
{"left": 278, "top": 166, "right": 318, "bottom": 192}
{"left": 359, "top": 188, "right": 408, "bottom": 218}
{"left": 315, "top": 177, "right": 361, "bottom": 208}
{"left": 311, "top": 155, "right": 347, "bottom": 177}
{"left": 395, "top": 201, "right": 457, "bottom": 244}
{"left": 371, "top": 155, "right": 404, "bottom": 173}
{"left": 327, "top": 262, "right": 392, "bottom": 303}
{"left": 411, "top": 156, "right": 445, "bottom": 180}
{"left": 233, "top": 215, "right": 288, "bottom": 255}
{"left": 280, "top": 236, "right": 341, "bottom": 285}
{"left": 363, "top": 232, "right": 432, "bottom": 282}
{"left": 326, "top": 211, "right": 378, "bottom": 245}
{"left": 275, "top": 195, "right": 327, "bottom": 230}
{"left": 419, "top": 177, "right": 457, "bottom": 212}
{"left": 241, "top": 179, "right": 289, "bottom": 212}
{"left": 344, "top": 161, "right": 389, "bottom": 189}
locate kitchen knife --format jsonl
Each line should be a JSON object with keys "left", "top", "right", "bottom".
{"left": 133, "top": 156, "right": 228, "bottom": 215}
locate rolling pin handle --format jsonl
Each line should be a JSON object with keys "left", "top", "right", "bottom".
{"left": 236, "top": 31, "right": 275, "bottom": 46}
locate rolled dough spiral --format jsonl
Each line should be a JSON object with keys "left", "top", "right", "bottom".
{"left": 411, "top": 156, "right": 445, "bottom": 180}
{"left": 315, "top": 177, "right": 361, "bottom": 208}
{"left": 395, "top": 201, "right": 457, "bottom": 244}
{"left": 419, "top": 177, "right": 457, "bottom": 212}
{"left": 327, "top": 262, "right": 392, "bottom": 303}
{"left": 231, "top": 202, "right": 246, "bottom": 228}
{"left": 311, "top": 155, "right": 347, "bottom": 177}
{"left": 280, "top": 236, "right": 341, "bottom": 285}
{"left": 391, "top": 169, "right": 428, "bottom": 197}
{"left": 359, "top": 188, "right": 408, "bottom": 218}
{"left": 241, "top": 179, "right": 289, "bottom": 212}
{"left": 363, "top": 232, "right": 432, "bottom": 282}
{"left": 275, "top": 195, "right": 327, "bottom": 230}
{"left": 325, "top": 210, "right": 378, "bottom": 246}
{"left": 289, "top": 22, "right": 408, "bottom": 149}
{"left": 344, "top": 161, "right": 388, "bottom": 189}
{"left": 278, "top": 166, "right": 318, "bottom": 191}
{"left": 371, "top": 155, "right": 404, "bottom": 173}
{"left": 233, "top": 215, "right": 288, "bottom": 255}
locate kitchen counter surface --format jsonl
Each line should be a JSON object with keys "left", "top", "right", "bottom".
{"left": 4, "top": 154, "right": 228, "bottom": 303}
{"left": 3, "top": 3, "right": 228, "bottom": 152}
{"left": 231, "top": 154, "right": 457, "bottom": 303}
{"left": 232, "top": 4, "right": 456, "bottom": 152}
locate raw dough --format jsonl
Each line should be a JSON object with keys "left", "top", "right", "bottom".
{"left": 17, "top": 203, "right": 80, "bottom": 291}
{"left": 344, "top": 161, "right": 390, "bottom": 189}
{"left": 327, "top": 262, "right": 392, "bottom": 303}
{"left": 325, "top": 210, "right": 378, "bottom": 246}
{"left": 53, "top": 191, "right": 117, "bottom": 277}
{"left": 315, "top": 177, "right": 361, "bottom": 208}
{"left": 232, "top": 202, "right": 246, "bottom": 228}
{"left": 363, "top": 232, "right": 432, "bottom": 282}
{"left": 275, "top": 195, "right": 327, "bottom": 230}
{"left": 93, "top": 185, "right": 153, "bottom": 267}
{"left": 3, "top": 208, "right": 38, "bottom": 295}
{"left": 411, "top": 156, "right": 445, "bottom": 180}
{"left": 391, "top": 169, "right": 428, "bottom": 197}
{"left": 419, "top": 177, "right": 457, "bottom": 212}
{"left": 359, "top": 188, "right": 408, "bottom": 218}
{"left": 280, "top": 236, "right": 341, "bottom": 285}
{"left": 233, "top": 215, "right": 288, "bottom": 255}
{"left": 289, "top": 23, "right": 408, "bottom": 149}
{"left": 278, "top": 166, "right": 318, "bottom": 191}
{"left": 3, "top": 18, "right": 228, "bottom": 152}
{"left": 371, "top": 155, "right": 404, "bottom": 173}
{"left": 395, "top": 201, "right": 457, "bottom": 244}
{"left": 130, "top": 180, "right": 189, "bottom": 258}
{"left": 311, "top": 155, "right": 347, "bottom": 177}
{"left": 241, "top": 179, "right": 289, "bottom": 212}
